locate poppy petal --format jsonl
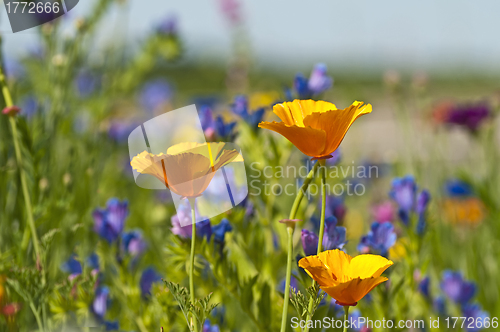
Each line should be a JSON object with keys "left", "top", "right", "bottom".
{"left": 258, "top": 121, "right": 326, "bottom": 158}
{"left": 322, "top": 276, "right": 388, "bottom": 305}
{"left": 349, "top": 254, "right": 394, "bottom": 279}
{"left": 298, "top": 255, "right": 336, "bottom": 287}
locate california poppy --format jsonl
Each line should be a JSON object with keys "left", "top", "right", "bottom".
{"left": 130, "top": 142, "right": 240, "bottom": 198}
{"left": 299, "top": 249, "right": 393, "bottom": 306}
{"left": 258, "top": 100, "right": 371, "bottom": 160}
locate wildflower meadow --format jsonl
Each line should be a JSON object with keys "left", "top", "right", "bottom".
{"left": 1, "top": 1, "right": 500, "bottom": 331}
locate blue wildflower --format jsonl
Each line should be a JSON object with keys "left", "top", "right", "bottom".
{"left": 312, "top": 195, "right": 346, "bottom": 228}
{"left": 215, "top": 116, "right": 237, "bottom": 141}
{"left": 61, "top": 254, "right": 82, "bottom": 277}
{"left": 197, "top": 220, "right": 213, "bottom": 240}
{"left": 87, "top": 253, "right": 100, "bottom": 275}
{"left": 108, "top": 120, "right": 137, "bottom": 143}
{"left": 302, "top": 216, "right": 346, "bottom": 256}
{"left": 462, "top": 303, "right": 489, "bottom": 332}
{"left": 433, "top": 295, "right": 446, "bottom": 315}
{"left": 292, "top": 63, "right": 333, "bottom": 99}
{"left": 199, "top": 105, "right": 216, "bottom": 140}
{"left": 140, "top": 267, "right": 162, "bottom": 298}
{"left": 279, "top": 276, "right": 298, "bottom": 293}
{"left": 121, "top": 230, "right": 147, "bottom": 257}
{"left": 75, "top": 70, "right": 100, "bottom": 97}
{"left": 93, "top": 198, "right": 129, "bottom": 243}
{"left": 293, "top": 74, "right": 311, "bottom": 99}
{"left": 440, "top": 270, "right": 476, "bottom": 305}
{"left": 20, "top": 96, "right": 38, "bottom": 119}
{"left": 358, "top": 222, "right": 397, "bottom": 257}
{"left": 418, "top": 276, "right": 431, "bottom": 298}
{"left": 230, "top": 95, "right": 265, "bottom": 129}
{"left": 445, "top": 179, "right": 474, "bottom": 197}
{"left": 139, "top": 79, "right": 173, "bottom": 112}
{"left": 390, "top": 176, "right": 431, "bottom": 232}
{"left": 416, "top": 190, "right": 431, "bottom": 235}
{"left": 203, "top": 320, "right": 221, "bottom": 332}
{"left": 103, "top": 321, "right": 119, "bottom": 331}
{"left": 212, "top": 218, "right": 232, "bottom": 243}
{"left": 92, "top": 286, "right": 110, "bottom": 319}
{"left": 307, "top": 63, "right": 333, "bottom": 95}
{"left": 156, "top": 14, "right": 177, "bottom": 35}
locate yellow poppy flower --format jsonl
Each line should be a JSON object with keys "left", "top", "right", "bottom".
{"left": 130, "top": 142, "right": 240, "bottom": 198}
{"left": 258, "top": 100, "right": 372, "bottom": 160}
{"left": 298, "top": 249, "right": 393, "bottom": 306}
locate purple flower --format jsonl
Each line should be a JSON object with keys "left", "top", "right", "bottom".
{"left": 218, "top": 0, "right": 242, "bottom": 26}
{"left": 231, "top": 95, "right": 249, "bottom": 117}
{"left": 20, "top": 96, "right": 38, "bottom": 119}
{"left": 170, "top": 205, "right": 193, "bottom": 238}
{"left": 75, "top": 70, "right": 100, "bottom": 97}
{"left": 87, "top": 253, "right": 100, "bottom": 275}
{"left": 139, "top": 79, "right": 173, "bottom": 112}
{"left": 156, "top": 14, "right": 177, "bottom": 35}
{"left": 279, "top": 276, "right": 298, "bottom": 293}
{"left": 199, "top": 105, "right": 216, "bottom": 140}
{"left": 294, "top": 74, "right": 311, "bottom": 99}
{"left": 308, "top": 63, "right": 333, "bottom": 95}
{"left": 416, "top": 190, "right": 431, "bottom": 235}
{"left": 203, "top": 320, "right": 221, "bottom": 332}
{"left": 302, "top": 217, "right": 346, "bottom": 256}
{"left": 445, "top": 179, "right": 474, "bottom": 197}
{"left": 215, "top": 116, "right": 237, "bottom": 141}
{"left": 212, "top": 218, "right": 232, "bottom": 243}
{"left": 230, "top": 95, "right": 265, "bottom": 129}
{"left": 197, "top": 220, "right": 213, "bottom": 240}
{"left": 325, "top": 148, "right": 341, "bottom": 166}
{"left": 462, "top": 303, "right": 489, "bottom": 332}
{"left": 358, "top": 222, "right": 397, "bottom": 257}
{"left": 292, "top": 64, "right": 333, "bottom": 99}
{"left": 61, "top": 254, "right": 82, "bottom": 278}
{"left": 92, "top": 286, "right": 110, "bottom": 319}
{"left": 93, "top": 199, "right": 128, "bottom": 243}
{"left": 104, "top": 321, "right": 119, "bottom": 331}
{"left": 433, "top": 295, "right": 446, "bottom": 315}
{"left": 301, "top": 229, "right": 319, "bottom": 256}
{"left": 108, "top": 120, "right": 137, "bottom": 143}
{"left": 371, "top": 201, "right": 395, "bottom": 223}
{"left": 324, "top": 195, "right": 347, "bottom": 225}
{"left": 121, "top": 230, "right": 147, "bottom": 257}
{"left": 441, "top": 271, "right": 476, "bottom": 305}
{"left": 418, "top": 276, "right": 431, "bottom": 298}
{"left": 390, "top": 176, "right": 417, "bottom": 224}
{"left": 140, "top": 267, "right": 162, "bottom": 297}
{"left": 445, "top": 102, "right": 491, "bottom": 132}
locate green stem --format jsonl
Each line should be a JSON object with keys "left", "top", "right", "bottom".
{"left": 280, "top": 162, "right": 319, "bottom": 332}
{"left": 29, "top": 301, "right": 43, "bottom": 332}
{"left": 316, "top": 161, "right": 327, "bottom": 254}
{"left": 304, "top": 160, "right": 327, "bottom": 332}
{"left": 280, "top": 226, "right": 294, "bottom": 332}
{"left": 343, "top": 306, "right": 350, "bottom": 332}
{"left": 0, "top": 71, "right": 42, "bottom": 268}
{"left": 188, "top": 198, "right": 198, "bottom": 332}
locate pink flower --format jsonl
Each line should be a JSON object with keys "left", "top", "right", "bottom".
{"left": 371, "top": 201, "right": 395, "bottom": 223}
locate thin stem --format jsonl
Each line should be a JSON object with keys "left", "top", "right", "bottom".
{"left": 0, "top": 71, "right": 42, "bottom": 268}
{"left": 280, "top": 162, "right": 319, "bottom": 332}
{"left": 289, "top": 162, "right": 320, "bottom": 220}
{"left": 304, "top": 160, "right": 327, "bottom": 332}
{"left": 29, "top": 301, "right": 43, "bottom": 332}
{"left": 316, "top": 161, "right": 327, "bottom": 254}
{"left": 343, "top": 306, "right": 350, "bottom": 332}
{"left": 188, "top": 198, "right": 198, "bottom": 332}
{"left": 280, "top": 226, "right": 294, "bottom": 332}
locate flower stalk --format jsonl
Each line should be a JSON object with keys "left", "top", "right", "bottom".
{"left": 304, "top": 159, "right": 327, "bottom": 332}
{"left": 188, "top": 198, "right": 198, "bottom": 332}
{"left": 0, "top": 69, "right": 42, "bottom": 268}
{"left": 343, "top": 306, "right": 350, "bottom": 332}
{"left": 280, "top": 162, "right": 319, "bottom": 332}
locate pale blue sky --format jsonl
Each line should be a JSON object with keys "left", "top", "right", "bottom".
{"left": 2, "top": 0, "right": 500, "bottom": 72}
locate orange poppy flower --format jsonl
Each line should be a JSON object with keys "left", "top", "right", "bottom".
{"left": 258, "top": 100, "right": 372, "bottom": 160}
{"left": 299, "top": 249, "right": 393, "bottom": 306}
{"left": 443, "top": 197, "right": 485, "bottom": 226}
{"left": 130, "top": 142, "right": 240, "bottom": 198}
